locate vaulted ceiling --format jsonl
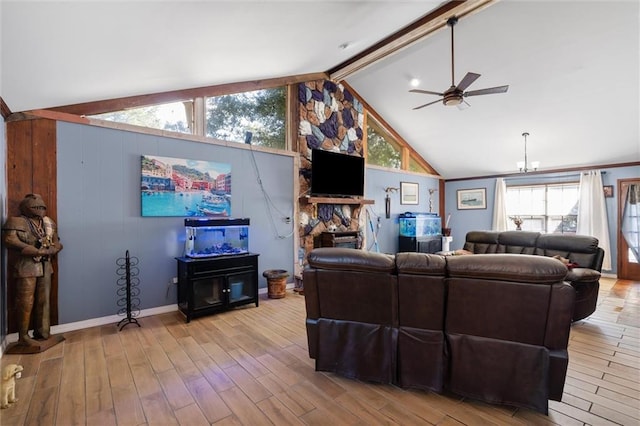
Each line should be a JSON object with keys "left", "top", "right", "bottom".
{"left": 2, "top": 0, "right": 638, "bottom": 179}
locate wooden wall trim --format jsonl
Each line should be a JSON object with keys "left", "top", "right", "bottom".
{"left": 48, "top": 72, "right": 328, "bottom": 116}
{"left": 6, "top": 118, "right": 59, "bottom": 332}
{"left": 0, "top": 97, "right": 11, "bottom": 119}
{"left": 341, "top": 81, "right": 441, "bottom": 177}
{"left": 444, "top": 161, "right": 640, "bottom": 182}
{"left": 439, "top": 179, "right": 446, "bottom": 219}
{"left": 8, "top": 109, "right": 90, "bottom": 124}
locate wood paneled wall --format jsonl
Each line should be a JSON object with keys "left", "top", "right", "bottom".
{"left": 5, "top": 118, "right": 59, "bottom": 332}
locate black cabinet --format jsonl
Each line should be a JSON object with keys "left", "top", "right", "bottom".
{"left": 176, "top": 253, "right": 259, "bottom": 322}
{"left": 398, "top": 235, "right": 442, "bottom": 254}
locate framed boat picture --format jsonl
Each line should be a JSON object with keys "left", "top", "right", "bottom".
{"left": 141, "top": 155, "right": 232, "bottom": 217}
{"left": 456, "top": 188, "right": 487, "bottom": 210}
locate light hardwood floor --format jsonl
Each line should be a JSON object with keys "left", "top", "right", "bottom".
{"left": 0, "top": 277, "right": 638, "bottom": 425}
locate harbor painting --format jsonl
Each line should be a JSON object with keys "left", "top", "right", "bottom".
{"left": 141, "top": 155, "right": 231, "bottom": 217}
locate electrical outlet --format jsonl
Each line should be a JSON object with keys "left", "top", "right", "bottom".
{"left": 172, "top": 277, "right": 178, "bottom": 284}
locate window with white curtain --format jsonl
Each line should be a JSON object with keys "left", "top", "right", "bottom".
{"left": 506, "top": 183, "right": 579, "bottom": 234}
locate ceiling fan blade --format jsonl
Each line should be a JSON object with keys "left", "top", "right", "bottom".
{"left": 457, "top": 100, "right": 471, "bottom": 110}
{"left": 413, "top": 98, "right": 443, "bottom": 110}
{"left": 455, "top": 72, "right": 481, "bottom": 92}
{"left": 464, "top": 85, "right": 509, "bottom": 97}
{"left": 409, "top": 89, "right": 444, "bottom": 96}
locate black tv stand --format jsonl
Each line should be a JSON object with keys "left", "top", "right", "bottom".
{"left": 176, "top": 254, "right": 259, "bottom": 323}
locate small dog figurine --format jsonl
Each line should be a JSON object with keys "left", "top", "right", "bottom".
{"left": 1, "top": 364, "right": 23, "bottom": 409}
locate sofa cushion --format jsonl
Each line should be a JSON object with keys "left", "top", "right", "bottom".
{"left": 497, "top": 231, "right": 539, "bottom": 254}
{"left": 445, "top": 255, "right": 569, "bottom": 347}
{"left": 396, "top": 253, "right": 446, "bottom": 328}
{"left": 446, "top": 254, "right": 568, "bottom": 284}
{"left": 395, "top": 253, "right": 447, "bottom": 392}
{"left": 396, "top": 252, "right": 447, "bottom": 275}
{"left": 463, "top": 231, "right": 499, "bottom": 253}
{"left": 307, "top": 247, "right": 395, "bottom": 273}
{"left": 315, "top": 270, "right": 398, "bottom": 326}
{"left": 536, "top": 234, "right": 603, "bottom": 271}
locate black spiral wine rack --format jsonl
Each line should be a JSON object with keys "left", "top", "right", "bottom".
{"left": 116, "top": 250, "right": 141, "bottom": 331}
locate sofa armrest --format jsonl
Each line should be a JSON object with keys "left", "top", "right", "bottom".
{"left": 303, "top": 268, "right": 320, "bottom": 359}
{"left": 565, "top": 267, "right": 600, "bottom": 283}
{"left": 545, "top": 282, "right": 575, "bottom": 349}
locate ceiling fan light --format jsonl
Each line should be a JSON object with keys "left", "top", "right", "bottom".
{"left": 531, "top": 161, "right": 540, "bottom": 170}
{"left": 444, "top": 97, "right": 462, "bottom": 106}
{"left": 517, "top": 161, "right": 525, "bottom": 171}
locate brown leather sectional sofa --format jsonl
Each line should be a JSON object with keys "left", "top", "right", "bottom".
{"left": 303, "top": 247, "right": 575, "bottom": 414}
{"left": 463, "top": 230, "right": 603, "bottom": 321}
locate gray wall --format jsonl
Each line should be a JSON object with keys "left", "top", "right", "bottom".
{"left": 364, "top": 167, "right": 440, "bottom": 254}
{"left": 444, "top": 165, "right": 640, "bottom": 273}
{"left": 56, "top": 122, "right": 295, "bottom": 324}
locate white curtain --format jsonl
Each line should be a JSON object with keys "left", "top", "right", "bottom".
{"left": 492, "top": 178, "right": 508, "bottom": 231}
{"left": 577, "top": 170, "right": 612, "bottom": 270}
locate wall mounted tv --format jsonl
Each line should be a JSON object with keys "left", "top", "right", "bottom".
{"left": 310, "top": 149, "right": 365, "bottom": 197}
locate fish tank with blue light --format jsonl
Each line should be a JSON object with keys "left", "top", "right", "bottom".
{"left": 184, "top": 218, "right": 249, "bottom": 258}
{"left": 398, "top": 213, "right": 441, "bottom": 237}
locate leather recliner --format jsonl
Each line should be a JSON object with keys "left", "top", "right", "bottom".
{"left": 304, "top": 248, "right": 398, "bottom": 383}
{"left": 303, "top": 248, "right": 575, "bottom": 414}
{"left": 463, "top": 230, "right": 603, "bottom": 321}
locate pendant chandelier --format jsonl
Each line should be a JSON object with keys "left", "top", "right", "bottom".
{"left": 517, "top": 132, "right": 539, "bottom": 173}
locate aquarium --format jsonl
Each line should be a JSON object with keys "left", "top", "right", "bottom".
{"left": 184, "top": 218, "right": 250, "bottom": 258}
{"left": 398, "top": 213, "right": 441, "bottom": 237}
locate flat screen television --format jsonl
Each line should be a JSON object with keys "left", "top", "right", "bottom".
{"left": 310, "top": 149, "right": 365, "bottom": 197}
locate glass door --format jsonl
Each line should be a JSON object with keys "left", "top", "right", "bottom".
{"left": 192, "top": 275, "right": 224, "bottom": 310}
{"left": 227, "top": 270, "right": 256, "bottom": 304}
{"left": 618, "top": 179, "right": 640, "bottom": 280}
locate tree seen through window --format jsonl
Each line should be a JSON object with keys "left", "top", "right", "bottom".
{"left": 366, "top": 117, "right": 401, "bottom": 169}
{"left": 205, "top": 87, "right": 286, "bottom": 149}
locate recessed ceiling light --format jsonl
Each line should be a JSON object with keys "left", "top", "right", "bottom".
{"left": 410, "top": 78, "right": 420, "bottom": 87}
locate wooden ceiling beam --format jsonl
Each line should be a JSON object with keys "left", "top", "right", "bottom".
{"left": 329, "top": 0, "right": 496, "bottom": 81}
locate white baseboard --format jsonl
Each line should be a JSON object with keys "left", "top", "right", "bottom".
{"left": 1, "top": 283, "right": 295, "bottom": 357}
{"left": 3, "top": 304, "right": 179, "bottom": 346}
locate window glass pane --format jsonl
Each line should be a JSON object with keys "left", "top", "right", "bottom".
{"left": 506, "top": 182, "right": 579, "bottom": 234}
{"left": 205, "top": 87, "right": 286, "bottom": 149}
{"left": 547, "top": 184, "right": 579, "bottom": 215}
{"left": 409, "top": 157, "right": 428, "bottom": 173}
{"left": 548, "top": 215, "right": 577, "bottom": 234}
{"left": 366, "top": 117, "right": 401, "bottom": 169}
{"left": 90, "top": 101, "right": 192, "bottom": 133}
{"left": 506, "top": 186, "right": 545, "bottom": 216}
{"left": 522, "top": 216, "right": 545, "bottom": 232}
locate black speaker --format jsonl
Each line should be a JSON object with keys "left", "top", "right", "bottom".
{"left": 245, "top": 131, "right": 253, "bottom": 144}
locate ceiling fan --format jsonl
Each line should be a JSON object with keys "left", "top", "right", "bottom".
{"left": 410, "top": 16, "right": 509, "bottom": 110}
